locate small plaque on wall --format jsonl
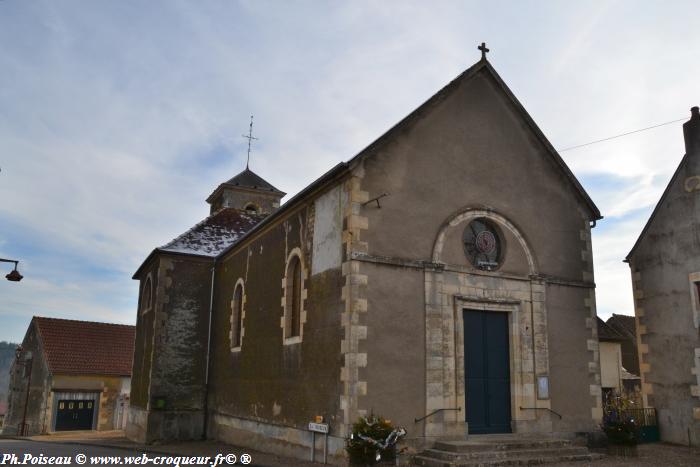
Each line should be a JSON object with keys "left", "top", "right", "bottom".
{"left": 537, "top": 376, "right": 549, "bottom": 400}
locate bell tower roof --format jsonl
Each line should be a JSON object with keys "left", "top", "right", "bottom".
{"left": 206, "top": 168, "right": 285, "bottom": 215}
{"left": 223, "top": 168, "right": 285, "bottom": 195}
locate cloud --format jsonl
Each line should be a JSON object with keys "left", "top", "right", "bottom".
{"left": 1, "top": 1, "right": 700, "bottom": 340}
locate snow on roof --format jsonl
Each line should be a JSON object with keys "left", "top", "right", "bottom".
{"left": 159, "top": 208, "right": 267, "bottom": 257}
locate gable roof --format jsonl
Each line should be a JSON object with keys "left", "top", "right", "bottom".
{"left": 137, "top": 57, "right": 602, "bottom": 275}
{"left": 33, "top": 317, "right": 135, "bottom": 377}
{"left": 626, "top": 153, "right": 688, "bottom": 260}
{"left": 597, "top": 317, "right": 626, "bottom": 342}
{"left": 215, "top": 58, "right": 601, "bottom": 262}
{"left": 606, "top": 313, "right": 637, "bottom": 340}
{"left": 343, "top": 58, "right": 601, "bottom": 221}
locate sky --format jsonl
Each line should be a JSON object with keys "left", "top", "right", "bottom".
{"left": 1, "top": 0, "right": 699, "bottom": 343}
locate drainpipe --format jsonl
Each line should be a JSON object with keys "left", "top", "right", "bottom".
{"left": 202, "top": 262, "right": 216, "bottom": 440}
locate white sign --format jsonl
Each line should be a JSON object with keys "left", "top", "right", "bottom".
{"left": 308, "top": 422, "right": 329, "bottom": 433}
{"left": 537, "top": 375, "right": 549, "bottom": 400}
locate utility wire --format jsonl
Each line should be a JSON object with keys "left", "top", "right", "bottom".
{"left": 557, "top": 117, "right": 687, "bottom": 152}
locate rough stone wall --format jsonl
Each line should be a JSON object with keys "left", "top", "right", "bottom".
{"left": 211, "top": 188, "right": 281, "bottom": 215}
{"left": 1, "top": 324, "right": 51, "bottom": 436}
{"left": 629, "top": 154, "right": 700, "bottom": 445}
{"left": 130, "top": 260, "right": 159, "bottom": 410}
{"left": 149, "top": 257, "right": 211, "bottom": 411}
{"left": 208, "top": 184, "right": 345, "bottom": 456}
{"left": 127, "top": 254, "right": 213, "bottom": 443}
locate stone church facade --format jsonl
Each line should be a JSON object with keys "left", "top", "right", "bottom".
{"left": 127, "top": 57, "right": 604, "bottom": 459}
{"left": 626, "top": 108, "right": 700, "bottom": 446}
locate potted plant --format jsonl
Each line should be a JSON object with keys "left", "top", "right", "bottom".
{"left": 602, "top": 392, "right": 639, "bottom": 457}
{"left": 346, "top": 414, "right": 406, "bottom": 465}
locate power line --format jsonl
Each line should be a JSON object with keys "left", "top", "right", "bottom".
{"left": 557, "top": 117, "right": 687, "bottom": 152}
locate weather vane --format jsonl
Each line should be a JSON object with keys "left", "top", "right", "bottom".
{"left": 242, "top": 115, "right": 258, "bottom": 169}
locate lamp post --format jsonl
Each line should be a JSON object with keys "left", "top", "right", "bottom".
{"left": 0, "top": 258, "right": 23, "bottom": 282}
{"left": 14, "top": 345, "right": 33, "bottom": 436}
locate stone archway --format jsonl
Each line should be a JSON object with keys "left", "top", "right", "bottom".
{"left": 422, "top": 207, "right": 552, "bottom": 439}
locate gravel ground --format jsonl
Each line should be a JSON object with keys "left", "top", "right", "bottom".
{"left": 14, "top": 431, "right": 700, "bottom": 466}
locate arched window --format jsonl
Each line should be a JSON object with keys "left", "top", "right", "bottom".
{"left": 244, "top": 203, "right": 259, "bottom": 214}
{"left": 230, "top": 280, "right": 245, "bottom": 351}
{"left": 141, "top": 276, "right": 153, "bottom": 314}
{"left": 283, "top": 251, "right": 305, "bottom": 343}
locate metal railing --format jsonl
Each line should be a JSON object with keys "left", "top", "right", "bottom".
{"left": 414, "top": 407, "right": 461, "bottom": 423}
{"left": 519, "top": 406, "right": 562, "bottom": 419}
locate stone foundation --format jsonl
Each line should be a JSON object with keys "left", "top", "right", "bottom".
{"left": 209, "top": 411, "right": 346, "bottom": 465}
{"left": 126, "top": 406, "right": 204, "bottom": 444}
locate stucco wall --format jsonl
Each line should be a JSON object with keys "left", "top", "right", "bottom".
{"left": 362, "top": 262, "right": 425, "bottom": 439}
{"left": 359, "top": 69, "right": 593, "bottom": 283}
{"left": 351, "top": 65, "right": 600, "bottom": 437}
{"left": 629, "top": 154, "right": 700, "bottom": 445}
{"left": 546, "top": 284, "right": 600, "bottom": 433}
{"left": 599, "top": 342, "right": 622, "bottom": 390}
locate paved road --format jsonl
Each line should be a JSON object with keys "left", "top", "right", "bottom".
{"left": 0, "top": 440, "right": 252, "bottom": 467}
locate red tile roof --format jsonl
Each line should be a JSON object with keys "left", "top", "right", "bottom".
{"left": 33, "top": 317, "right": 135, "bottom": 377}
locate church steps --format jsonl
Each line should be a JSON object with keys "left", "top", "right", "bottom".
{"left": 412, "top": 452, "right": 600, "bottom": 467}
{"left": 412, "top": 437, "right": 602, "bottom": 466}
{"left": 433, "top": 438, "right": 573, "bottom": 452}
{"left": 420, "top": 446, "right": 588, "bottom": 461}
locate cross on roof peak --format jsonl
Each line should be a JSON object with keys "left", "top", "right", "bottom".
{"left": 478, "top": 42, "right": 490, "bottom": 60}
{"left": 242, "top": 115, "right": 258, "bottom": 170}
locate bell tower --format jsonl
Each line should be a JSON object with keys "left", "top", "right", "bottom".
{"left": 206, "top": 168, "right": 285, "bottom": 215}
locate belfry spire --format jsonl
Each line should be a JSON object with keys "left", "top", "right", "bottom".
{"left": 242, "top": 115, "right": 258, "bottom": 169}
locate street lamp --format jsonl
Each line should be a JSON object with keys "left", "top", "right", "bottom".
{"left": 0, "top": 258, "right": 23, "bottom": 282}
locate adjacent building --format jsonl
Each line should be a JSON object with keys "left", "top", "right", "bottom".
{"left": 597, "top": 317, "right": 641, "bottom": 404}
{"left": 605, "top": 314, "right": 640, "bottom": 379}
{"left": 626, "top": 107, "right": 700, "bottom": 445}
{"left": 128, "top": 55, "right": 605, "bottom": 460}
{"left": 2, "top": 317, "right": 135, "bottom": 435}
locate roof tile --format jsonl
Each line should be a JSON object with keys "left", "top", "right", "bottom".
{"left": 34, "top": 317, "right": 135, "bottom": 377}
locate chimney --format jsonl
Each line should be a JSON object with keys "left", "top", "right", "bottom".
{"left": 683, "top": 106, "right": 700, "bottom": 155}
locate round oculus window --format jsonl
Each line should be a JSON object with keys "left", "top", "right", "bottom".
{"left": 463, "top": 218, "right": 502, "bottom": 270}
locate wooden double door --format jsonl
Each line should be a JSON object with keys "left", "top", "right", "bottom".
{"left": 464, "top": 309, "right": 512, "bottom": 434}
{"left": 55, "top": 399, "right": 95, "bottom": 431}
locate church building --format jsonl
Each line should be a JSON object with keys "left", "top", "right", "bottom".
{"left": 127, "top": 51, "right": 605, "bottom": 460}
{"left": 626, "top": 107, "right": 700, "bottom": 446}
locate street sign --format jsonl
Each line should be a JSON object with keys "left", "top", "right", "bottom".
{"left": 308, "top": 422, "right": 329, "bottom": 433}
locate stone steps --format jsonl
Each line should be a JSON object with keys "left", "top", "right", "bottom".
{"left": 412, "top": 437, "right": 603, "bottom": 466}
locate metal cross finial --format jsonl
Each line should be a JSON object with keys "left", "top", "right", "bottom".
{"left": 242, "top": 115, "right": 258, "bottom": 169}
{"left": 478, "top": 42, "right": 490, "bottom": 60}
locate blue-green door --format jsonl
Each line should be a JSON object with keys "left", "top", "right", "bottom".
{"left": 464, "top": 310, "right": 511, "bottom": 434}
